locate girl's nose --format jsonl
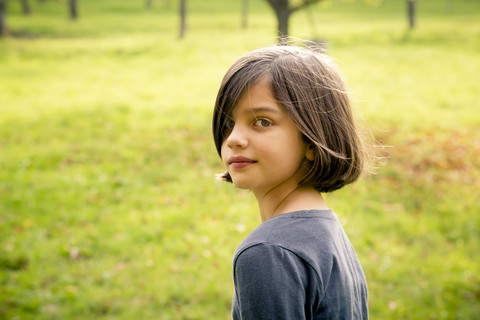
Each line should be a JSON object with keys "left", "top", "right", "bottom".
{"left": 226, "top": 125, "right": 248, "bottom": 149}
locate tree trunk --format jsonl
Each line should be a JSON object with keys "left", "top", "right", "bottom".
{"left": 241, "top": 0, "right": 248, "bottom": 29}
{"left": 407, "top": 0, "right": 416, "bottom": 29}
{"left": 146, "top": 0, "right": 152, "bottom": 9}
{"left": 69, "top": 0, "right": 78, "bottom": 20}
{"left": 179, "top": 0, "right": 186, "bottom": 38}
{"left": 20, "top": 0, "right": 31, "bottom": 15}
{"left": 275, "top": 5, "right": 290, "bottom": 44}
{"left": 0, "top": 0, "right": 6, "bottom": 36}
{"left": 266, "top": 0, "right": 291, "bottom": 43}
{"left": 266, "top": 0, "right": 323, "bottom": 43}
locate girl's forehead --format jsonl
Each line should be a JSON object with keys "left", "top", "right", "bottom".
{"left": 230, "top": 79, "right": 281, "bottom": 116}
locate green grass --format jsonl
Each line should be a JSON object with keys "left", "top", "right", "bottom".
{"left": 1, "top": 0, "right": 479, "bottom": 319}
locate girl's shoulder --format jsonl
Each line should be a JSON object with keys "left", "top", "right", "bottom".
{"left": 234, "top": 209, "right": 344, "bottom": 266}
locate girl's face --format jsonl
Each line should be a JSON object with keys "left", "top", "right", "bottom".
{"left": 221, "top": 79, "right": 313, "bottom": 195}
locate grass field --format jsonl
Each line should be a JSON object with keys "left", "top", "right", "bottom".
{"left": 1, "top": 0, "right": 479, "bottom": 319}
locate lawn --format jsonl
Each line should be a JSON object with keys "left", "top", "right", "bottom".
{"left": 1, "top": 0, "right": 479, "bottom": 319}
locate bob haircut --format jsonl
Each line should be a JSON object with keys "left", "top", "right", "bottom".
{"left": 212, "top": 46, "right": 366, "bottom": 193}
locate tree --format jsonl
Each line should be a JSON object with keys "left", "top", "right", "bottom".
{"left": 407, "top": 0, "right": 416, "bottom": 29}
{"left": 0, "top": 0, "right": 6, "bottom": 36}
{"left": 20, "top": 0, "right": 31, "bottom": 15}
{"left": 241, "top": 0, "right": 248, "bottom": 29}
{"left": 146, "top": 0, "right": 153, "bottom": 9}
{"left": 179, "top": 0, "right": 186, "bottom": 38}
{"left": 69, "top": 0, "right": 78, "bottom": 20}
{"left": 265, "top": 0, "right": 323, "bottom": 42}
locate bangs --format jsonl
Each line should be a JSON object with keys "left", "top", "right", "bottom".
{"left": 212, "top": 60, "right": 271, "bottom": 156}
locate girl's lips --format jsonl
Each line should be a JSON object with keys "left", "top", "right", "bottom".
{"left": 228, "top": 156, "right": 257, "bottom": 169}
{"left": 230, "top": 161, "right": 256, "bottom": 169}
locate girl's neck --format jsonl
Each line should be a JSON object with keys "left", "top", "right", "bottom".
{"left": 254, "top": 185, "right": 328, "bottom": 222}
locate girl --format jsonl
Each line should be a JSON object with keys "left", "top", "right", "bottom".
{"left": 212, "top": 46, "right": 369, "bottom": 319}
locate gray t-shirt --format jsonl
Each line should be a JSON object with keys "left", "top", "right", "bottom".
{"left": 232, "top": 210, "right": 368, "bottom": 320}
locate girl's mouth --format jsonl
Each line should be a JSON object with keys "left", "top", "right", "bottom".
{"left": 230, "top": 161, "right": 256, "bottom": 169}
{"left": 228, "top": 156, "right": 257, "bottom": 169}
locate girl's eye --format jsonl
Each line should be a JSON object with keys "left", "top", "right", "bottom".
{"left": 225, "top": 119, "right": 235, "bottom": 129}
{"left": 254, "top": 119, "right": 272, "bottom": 128}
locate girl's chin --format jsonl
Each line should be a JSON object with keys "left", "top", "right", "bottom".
{"left": 233, "top": 183, "right": 252, "bottom": 190}
{"left": 231, "top": 179, "right": 254, "bottom": 190}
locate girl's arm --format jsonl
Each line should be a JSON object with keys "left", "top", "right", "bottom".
{"left": 232, "top": 243, "right": 321, "bottom": 319}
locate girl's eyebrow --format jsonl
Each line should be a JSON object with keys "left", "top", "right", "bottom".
{"left": 246, "top": 107, "right": 279, "bottom": 115}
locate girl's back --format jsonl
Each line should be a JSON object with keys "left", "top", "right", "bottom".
{"left": 232, "top": 209, "right": 368, "bottom": 319}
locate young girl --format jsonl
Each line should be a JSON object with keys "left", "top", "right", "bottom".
{"left": 212, "top": 46, "right": 369, "bottom": 319}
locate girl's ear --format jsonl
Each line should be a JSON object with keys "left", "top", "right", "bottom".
{"left": 305, "top": 144, "right": 315, "bottom": 161}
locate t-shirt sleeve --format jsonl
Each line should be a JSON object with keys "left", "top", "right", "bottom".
{"left": 233, "top": 243, "right": 314, "bottom": 320}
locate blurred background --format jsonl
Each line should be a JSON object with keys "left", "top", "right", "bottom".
{"left": 1, "top": 0, "right": 479, "bottom": 319}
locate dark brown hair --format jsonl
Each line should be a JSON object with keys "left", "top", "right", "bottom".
{"left": 212, "top": 46, "right": 367, "bottom": 193}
